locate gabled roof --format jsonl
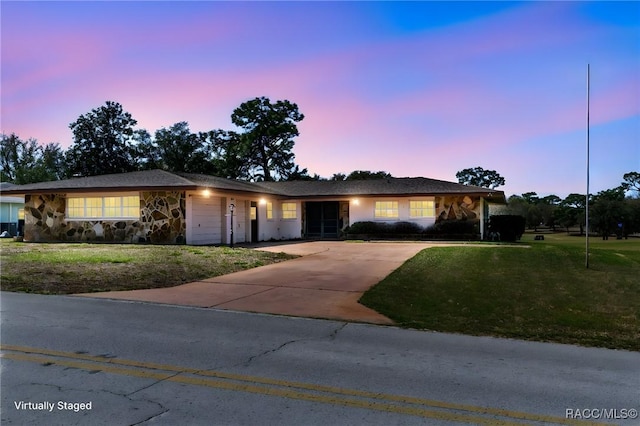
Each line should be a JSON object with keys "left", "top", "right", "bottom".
{"left": 0, "top": 170, "right": 506, "bottom": 202}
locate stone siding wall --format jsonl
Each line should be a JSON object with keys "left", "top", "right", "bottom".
{"left": 24, "top": 191, "right": 186, "bottom": 244}
{"left": 141, "top": 191, "right": 186, "bottom": 243}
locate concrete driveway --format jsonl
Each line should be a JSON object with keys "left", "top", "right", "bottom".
{"left": 77, "top": 242, "right": 448, "bottom": 324}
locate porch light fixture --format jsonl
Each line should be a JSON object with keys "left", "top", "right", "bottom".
{"left": 352, "top": 199, "right": 360, "bottom": 206}
{"left": 202, "top": 189, "right": 211, "bottom": 197}
{"left": 259, "top": 198, "right": 267, "bottom": 205}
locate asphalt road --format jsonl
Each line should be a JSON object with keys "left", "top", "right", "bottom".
{"left": 1, "top": 292, "right": 638, "bottom": 425}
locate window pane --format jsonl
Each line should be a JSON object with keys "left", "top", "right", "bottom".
{"left": 282, "top": 202, "right": 296, "bottom": 219}
{"left": 122, "top": 196, "right": 139, "bottom": 218}
{"left": 122, "top": 196, "right": 139, "bottom": 208}
{"left": 375, "top": 201, "right": 398, "bottom": 218}
{"left": 85, "top": 198, "right": 103, "bottom": 218}
{"left": 409, "top": 200, "right": 435, "bottom": 218}
{"left": 103, "top": 197, "right": 120, "bottom": 217}
{"left": 67, "top": 198, "right": 84, "bottom": 218}
{"left": 266, "top": 202, "right": 273, "bottom": 220}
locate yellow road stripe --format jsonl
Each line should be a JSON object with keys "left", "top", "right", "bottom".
{"left": 1, "top": 345, "right": 611, "bottom": 426}
{"left": 1, "top": 352, "right": 517, "bottom": 425}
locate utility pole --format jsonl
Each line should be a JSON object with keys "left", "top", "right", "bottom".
{"left": 586, "top": 64, "right": 590, "bottom": 268}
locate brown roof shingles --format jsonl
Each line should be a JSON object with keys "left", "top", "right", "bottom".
{"left": 254, "top": 177, "right": 503, "bottom": 198}
{"left": 1, "top": 170, "right": 194, "bottom": 193}
{"left": 0, "top": 170, "right": 506, "bottom": 202}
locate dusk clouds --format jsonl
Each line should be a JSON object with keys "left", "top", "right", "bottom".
{"left": 1, "top": 1, "right": 638, "bottom": 196}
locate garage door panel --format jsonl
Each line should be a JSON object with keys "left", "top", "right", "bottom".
{"left": 189, "top": 196, "right": 222, "bottom": 245}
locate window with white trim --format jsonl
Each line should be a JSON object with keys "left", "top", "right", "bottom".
{"left": 410, "top": 200, "right": 435, "bottom": 218}
{"left": 374, "top": 201, "right": 399, "bottom": 219}
{"left": 281, "top": 202, "right": 297, "bottom": 219}
{"left": 67, "top": 196, "right": 140, "bottom": 219}
{"left": 266, "top": 202, "right": 273, "bottom": 220}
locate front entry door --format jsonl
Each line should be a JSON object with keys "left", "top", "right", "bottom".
{"left": 305, "top": 202, "right": 339, "bottom": 239}
{"left": 250, "top": 201, "right": 258, "bottom": 243}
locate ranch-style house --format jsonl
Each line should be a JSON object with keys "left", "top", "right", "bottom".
{"left": 1, "top": 169, "right": 506, "bottom": 245}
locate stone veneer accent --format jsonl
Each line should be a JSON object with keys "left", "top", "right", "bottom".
{"left": 140, "top": 191, "right": 186, "bottom": 244}
{"left": 435, "top": 195, "right": 481, "bottom": 223}
{"left": 23, "top": 191, "right": 186, "bottom": 244}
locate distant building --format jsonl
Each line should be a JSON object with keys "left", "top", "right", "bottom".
{"left": 0, "top": 182, "right": 25, "bottom": 236}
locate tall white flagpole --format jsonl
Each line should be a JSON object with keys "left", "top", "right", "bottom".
{"left": 586, "top": 64, "right": 590, "bottom": 268}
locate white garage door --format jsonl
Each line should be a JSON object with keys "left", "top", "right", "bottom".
{"left": 187, "top": 195, "right": 222, "bottom": 245}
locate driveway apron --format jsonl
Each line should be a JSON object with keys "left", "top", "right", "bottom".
{"left": 76, "top": 242, "right": 442, "bottom": 324}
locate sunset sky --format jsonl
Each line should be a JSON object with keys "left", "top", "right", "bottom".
{"left": 2, "top": 1, "right": 638, "bottom": 197}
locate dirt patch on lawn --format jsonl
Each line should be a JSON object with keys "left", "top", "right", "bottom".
{"left": 0, "top": 242, "right": 296, "bottom": 294}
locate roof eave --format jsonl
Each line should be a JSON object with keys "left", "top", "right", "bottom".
{"left": 1, "top": 185, "right": 200, "bottom": 195}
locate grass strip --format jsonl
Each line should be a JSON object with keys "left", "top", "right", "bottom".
{"left": 0, "top": 241, "right": 295, "bottom": 294}
{"left": 360, "top": 235, "right": 640, "bottom": 350}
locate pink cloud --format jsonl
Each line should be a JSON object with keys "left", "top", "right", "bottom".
{"left": 1, "top": 1, "right": 636, "bottom": 197}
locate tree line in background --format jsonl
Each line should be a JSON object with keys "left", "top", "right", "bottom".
{"left": 1, "top": 99, "right": 638, "bottom": 238}
{"left": 1, "top": 99, "right": 396, "bottom": 184}
{"left": 454, "top": 167, "right": 640, "bottom": 238}
{"left": 503, "top": 173, "right": 640, "bottom": 239}
{"left": 2, "top": 98, "right": 308, "bottom": 183}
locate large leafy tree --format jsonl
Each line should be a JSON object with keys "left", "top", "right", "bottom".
{"left": 521, "top": 192, "right": 539, "bottom": 204}
{"left": 505, "top": 195, "right": 528, "bottom": 218}
{"left": 346, "top": 170, "right": 392, "bottom": 180}
{"left": 590, "top": 187, "right": 626, "bottom": 239}
{"left": 535, "top": 195, "right": 561, "bottom": 230}
{"left": 230, "top": 97, "right": 305, "bottom": 181}
{"left": 132, "top": 129, "right": 156, "bottom": 170}
{"left": 621, "top": 171, "right": 640, "bottom": 195}
{"left": 456, "top": 167, "right": 505, "bottom": 189}
{"left": 41, "top": 143, "right": 66, "bottom": 180}
{"left": 556, "top": 193, "right": 587, "bottom": 234}
{"left": 506, "top": 192, "right": 560, "bottom": 230}
{"left": 205, "top": 130, "right": 251, "bottom": 179}
{"left": 66, "top": 101, "right": 138, "bottom": 177}
{"left": 138, "top": 122, "right": 214, "bottom": 173}
{"left": 0, "top": 133, "right": 64, "bottom": 184}
{"left": 327, "top": 171, "right": 392, "bottom": 181}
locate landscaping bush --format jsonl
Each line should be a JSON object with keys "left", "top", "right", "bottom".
{"left": 424, "top": 220, "right": 476, "bottom": 236}
{"left": 391, "top": 221, "right": 424, "bottom": 234}
{"left": 345, "top": 221, "right": 387, "bottom": 234}
{"left": 345, "top": 220, "right": 479, "bottom": 240}
{"left": 488, "top": 215, "right": 526, "bottom": 242}
{"left": 345, "top": 221, "right": 423, "bottom": 237}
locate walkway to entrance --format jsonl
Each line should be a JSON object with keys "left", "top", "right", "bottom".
{"left": 77, "top": 242, "right": 450, "bottom": 324}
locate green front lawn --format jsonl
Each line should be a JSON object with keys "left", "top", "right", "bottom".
{"left": 360, "top": 234, "right": 640, "bottom": 350}
{"left": 0, "top": 241, "right": 295, "bottom": 294}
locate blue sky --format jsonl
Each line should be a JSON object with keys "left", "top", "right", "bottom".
{"left": 2, "top": 1, "right": 638, "bottom": 197}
